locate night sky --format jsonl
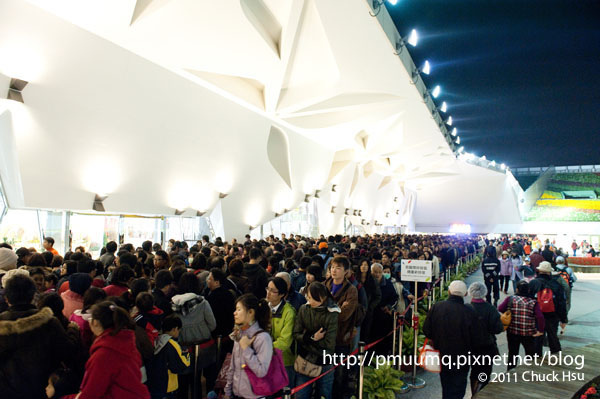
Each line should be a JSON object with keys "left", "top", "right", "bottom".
{"left": 386, "top": 0, "right": 600, "bottom": 168}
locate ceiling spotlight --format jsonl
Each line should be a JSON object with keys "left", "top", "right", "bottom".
{"left": 396, "top": 209, "right": 400, "bottom": 215}
{"left": 6, "top": 78, "right": 28, "bottom": 103}
{"left": 431, "top": 85, "right": 441, "bottom": 98}
{"left": 395, "top": 29, "right": 418, "bottom": 53}
{"left": 393, "top": 197, "right": 398, "bottom": 202}
{"left": 490, "top": 161, "right": 496, "bottom": 167}
{"left": 361, "top": 219, "right": 366, "bottom": 225}
{"left": 411, "top": 60, "right": 431, "bottom": 83}
{"left": 500, "top": 163, "right": 506, "bottom": 170}
{"left": 249, "top": 225, "right": 254, "bottom": 231}
{"left": 219, "top": 193, "right": 228, "bottom": 199}
{"left": 456, "top": 136, "right": 460, "bottom": 145}
{"left": 458, "top": 146, "right": 464, "bottom": 153}
{"left": 331, "top": 184, "right": 337, "bottom": 192}
{"left": 314, "top": 190, "right": 321, "bottom": 198}
{"left": 275, "top": 212, "right": 281, "bottom": 218}
{"left": 451, "top": 127, "right": 457, "bottom": 137}
{"left": 445, "top": 116, "right": 453, "bottom": 126}
{"left": 92, "top": 194, "right": 107, "bottom": 212}
{"left": 331, "top": 206, "right": 336, "bottom": 214}
{"left": 370, "top": 0, "right": 398, "bottom": 16}
{"left": 353, "top": 210, "right": 358, "bottom": 216}
{"left": 304, "top": 194, "right": 310, "bottom": 203}
{"left": 422, "top": 60, "right": 431, "bottom": 75}
{"left": 174, "top": 209, "right": 185, "bottom": 216}
{"left": 196, "top": 211, "right": 206, "bottom": 217}
{"left": 344, "top": 208, "right": 350, "bottom": 215}
{"left": 358, "top": 210, "right": 362, "bottom": 216}
{"left": 440, "top": 101, "right": 447, "bottom": 113}
{"left": 481, "top": 155, "right": 487, "bottom": 160}
{"left": 385, "top": 212, "right": 390, "bottom": 217}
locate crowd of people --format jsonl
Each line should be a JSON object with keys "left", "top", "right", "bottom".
{"left": 425, "top": 235, "right": 577, "bottom": 398}
{"left": 0, "top": 233, "right": 580, "bottom": 399}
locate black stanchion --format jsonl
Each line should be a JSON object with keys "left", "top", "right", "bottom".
{"left": 358, "top": 341, "right": 366, "bottom": 399}
{"left": 283, "top": 386, "right": 291, "bottom": 399}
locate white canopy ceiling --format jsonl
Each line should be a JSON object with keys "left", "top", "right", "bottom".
{"left": 0, "top": 0, "right": 522, "bottom": 238}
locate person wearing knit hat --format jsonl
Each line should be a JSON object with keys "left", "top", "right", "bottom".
{"left": 318, "top": 241, "right": 328, "bottom": 250}
{"left": 424, "top": 280, "right": 480, "bottom": 399}
{"left": 466, "top": 281, "right": 503, "bottom": 393}
{"left": 0, "top": 248, "right": 17, "bottom": 272}
{"left": 529, "top": 261, "right": 568, "bottom": 354}
{"left": 1, "top": 268, "right": 29, "bottom": 288}
{"left": 60, "top": 273, "right": 92, "bottom": 318}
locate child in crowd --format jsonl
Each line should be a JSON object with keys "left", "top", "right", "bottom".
{"left": 45, "top": 368, "right": 79, "bottom": 399}
{"left": 69, "top": 287, "right": 107, "bottom": 350}
{"left": 134, "top": 292, "right": 164, "bottom": 345}
{"left": 146, "top": 315, "right": 191, "bottom": 399}
{"left": 45, "top": 274, "right": 58, "bottom": 292}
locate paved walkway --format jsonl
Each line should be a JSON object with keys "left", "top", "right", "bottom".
{"left": 400, "top": 268, "right": 600, "bottom": 399}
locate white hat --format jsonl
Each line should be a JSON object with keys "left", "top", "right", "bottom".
{"left": 1, "top": 268, "right": 29, "bottom": 287}
{"left": 538, "top": 261, "right": 553, "bottom": 274}
{"left": 448, "top": 280, "right": 467, "bottom": 296}
{"left": 0, "top": 248, "right": 17, "bottom": 271}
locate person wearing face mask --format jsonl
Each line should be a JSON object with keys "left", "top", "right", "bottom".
{"left": 369, "top": 263, "right": 399, "bottom": 355}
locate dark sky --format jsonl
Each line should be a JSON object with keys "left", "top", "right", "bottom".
{"left": 386, "top": 0, "right": 600, "bottom": 168}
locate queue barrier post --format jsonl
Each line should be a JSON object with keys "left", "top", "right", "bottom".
{"left": 392, "top": 311, "right": 398, "bottom": 357}
{"left": 396, "top": 316, "right": 411, "bottom": 395}
{"left": 408, "top": 281, "right": 426, "bottom": 390}
{"left": 193, "top": 344, "right": 199, "bottom": 399}
{"left": 358, "top": 341, "right": 366, "bottom": 399}
{"left": 216, "top": 335, "right": 222, "bottom": 370}
{"left": 283, "top": 386, "right": 291, "bottom": 399}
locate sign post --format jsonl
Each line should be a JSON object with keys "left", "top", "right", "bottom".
{"left": 400, "top": 260, "right": 431, "bottom": 390}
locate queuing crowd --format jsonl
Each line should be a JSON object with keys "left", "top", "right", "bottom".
{"left": 0, "top": 233, "right": 579, "bottom": 399}
{"left": 426, "top": 236, "right": 577, "bottom": 399}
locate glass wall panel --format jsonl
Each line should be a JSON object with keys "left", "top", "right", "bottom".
{"left": 0, "top": 209, "right": 42, "bottom": 250}
{"left": 38, "top": 211, "right": 66, "bottom": 253}
{"left": 70, "top": 214, "right": 119, "bottom": 258}
{"left": 122, "top": 216, "right": 162, "bottom": 249}
{"left": 0, "top": 181, "right": 7, "bottom": 224}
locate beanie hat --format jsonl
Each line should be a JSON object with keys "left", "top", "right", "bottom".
{"left": 1, "top": 268, "right": 29, "bottom": 287}
{"left": 0, "top": 248, "right": 18, "bottom": 271}
{"left": 318, "top": 242, "right": 328, "bottom": 250}
{"left": 448, "top": 280, "right": 467, "bottom": 296}
{"left": 69, "top": 273, "right": 93, "bottom": 296}
{"left": 467, "top": 282, "right": 487, "bottom": 299}
{"left": 555, "top": 256, "right": 565, "bottom": 265}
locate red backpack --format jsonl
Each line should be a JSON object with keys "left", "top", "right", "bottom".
{"left": 537, "top": 287, "right": 555, "bottom": 313}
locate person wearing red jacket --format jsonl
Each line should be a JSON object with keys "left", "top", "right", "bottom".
{"left": 64, "top": 300, "right": 150, "bottom": 399}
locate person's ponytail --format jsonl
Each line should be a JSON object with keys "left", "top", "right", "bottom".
{"left": 256, "top": 298, "right": 272, "bottom": 331}
{"left": 91, "top": 300, "right": 135, "bottom": 335}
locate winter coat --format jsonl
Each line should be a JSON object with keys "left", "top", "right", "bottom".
{"left": 242, "top": 263, "right": 269, "bottom": 299}
{"left": 467, "top": 299, "right": 503, "bottom": 354}
{"left": 293, "top": 299, "right": 340, "bottom": 365}
{"left": 134, "top": 306, "right": 164, "bottom": 346}
{"left": 511, "top": 256, "right": 524, "bottom": 280}
{"left": 172, "top": 293, "right": 216, "bottom": 346}
{"left": 423, "top": 295, "right": 480, "bottom": 359}
{"left": 0, "top": 305, "right": 80, "bottom": 399}
{"left": 324, "top": 277, "right": 358, "bottom": 346}
{"left": 103, "top": 284, "right": 129, "bottom": 297}
{"left": 528, "top": 274, "right": 568, "bottom": 323}
{"left": 529, "top": 252, "right": 544, "bottom": 271}
{"left": 499, "top": 257, "right": 512, "bottom": 276}
{"left": 70, "top": 309, "right": 94, "bottom": 350}
{"left": 225, "top": 321, "right": 273, "bottom": 399}
{"left": 206, "top": 286, "right": 236, "bottom": 338}
{"left": 61, "top": 289, "right": 84, "bottom": 318}
{"left": 290, "top": 269, "right": 307, "bottom": 293}
{"left": 152, "top": 288, "right": 173, "bottom": 316}
{"left": 75, "top": 328, "right": 150, "bottom": 399}
{"left": 270, "top": 300, "right": 296, "bottom": 366}
{"left": 482, "top": 256, "right": 501, "bottom": 280}
{"left": 286, "top": 289, "right": 307, "bottom": 312}
{"left": 146, "top": 334, "right": 190, "bottom": 397}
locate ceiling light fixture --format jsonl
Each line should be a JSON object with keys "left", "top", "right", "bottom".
{"left": 314, "top": 190, "right": 321, "bottom": 198}
{"left": 456, "top": 136, "right": 460, "bottom": 145}
{"left": 331, "top": 184, "right": 337, "bottom": 192}
{"left": 411, "top": 60, "right": 430, "bottom": 83}
{"left": 395, "top": 29, "right": 418, "bottom": 54}
{"left": 6, "top": 78, "right": 28, "bottom": 103}
{"left": 451, "top": 127, "right": 457, "bottom": 137}
{"left": 304, "top": 194, "right": 310, "bottom": 203}
{"left": 370, "top": 0, "right": 399, "bottom": 17}
{"left": 92, "top": 194, "right": 107, "bottom": 212}
{"left": 174, "top": 209, "right": 185, "bottom": 216}
{"left": 440, "top": 101, "right": 447, "bottom": 113}
{"left": 196, "top": 211, "right": 206, "bottom": 217}
{"left": 331, "top": 206, "right": 336, "bottom": 214}
{"left": 445, "top": 116, "right": 453, "bottom": 126}
{"left": 219, "top": 193, "right": 228, "bottom": 199}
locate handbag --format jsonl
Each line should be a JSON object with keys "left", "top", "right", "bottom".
{"left": 500, "top": 297, "right": 512, "bottom": 331}
{"left": 418, "top": 338, "right": 441, "bottom": 373}
{"left": 214, "top": 352, "right": 232, "bottom": 390}
{"left": 243, "top": 330, "right": 289, "bottom": 396}
{"left": 294, "top": 353, "right": 322, "bottom": 377}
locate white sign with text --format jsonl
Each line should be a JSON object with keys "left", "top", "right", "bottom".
{"left": 400, "top": 260, "right": 433, "bottom": 282}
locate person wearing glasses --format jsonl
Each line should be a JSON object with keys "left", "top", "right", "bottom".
{"left": 266, "top": 277, "right": 296, "bottom": 383}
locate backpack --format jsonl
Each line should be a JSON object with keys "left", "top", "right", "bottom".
{"left": 537, "top": 287, "right": 555, "bottom": 313}
{"left": 556, "top": 267, "right": 572, "bottom": 288}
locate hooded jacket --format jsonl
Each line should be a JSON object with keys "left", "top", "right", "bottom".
{"left": 324, "top": 277, "right": 358, "bottom": 346}
{"left": 146, "top": 334, "right": 190, "bottom": 397}
{"left": 75, "top": 328, "right": 150, "bottom": 399}
{"left": 293, "top": 298, "right": 340, "bottom": 365}
{"left": 270, "top": 300, "right": 296, "bottom": 366}
{"left": 0, "top": 305, "right": 80, "bottom": 399}
{"left": 528, "top": 274, "right": 568, "bottom": 323}
{"left": 171, "top": 293, "right": 216, "bottom": 346}
{"left": 499, "top": 257, "right": 512, "bottom": 276}
{"left": 225, "top": 321, "right": 273, "bottom": 399}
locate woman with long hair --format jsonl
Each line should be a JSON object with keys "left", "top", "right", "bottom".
{"left": 65, "top": 301, "right": 150, "bottom": 398}
{"left": 224, "top": 293, "right": 273, "bottom": 399}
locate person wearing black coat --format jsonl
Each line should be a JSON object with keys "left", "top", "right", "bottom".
{"left": 423, "top": 280, "right": 480, "bottom": 399}
{"left": 481, "top": 247, "right": 501, "bottom": 306}
{"left": 466, "top": 282, "right": 504, "bottom": 394}
{"left": 242, "top": 248, "right": 269, "bottom": 299}
{"left": 356, "top": 260, "right": 381, "bottom": 342}
{"left": 0, "top": 274, "right": 80, "bottom": 399}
